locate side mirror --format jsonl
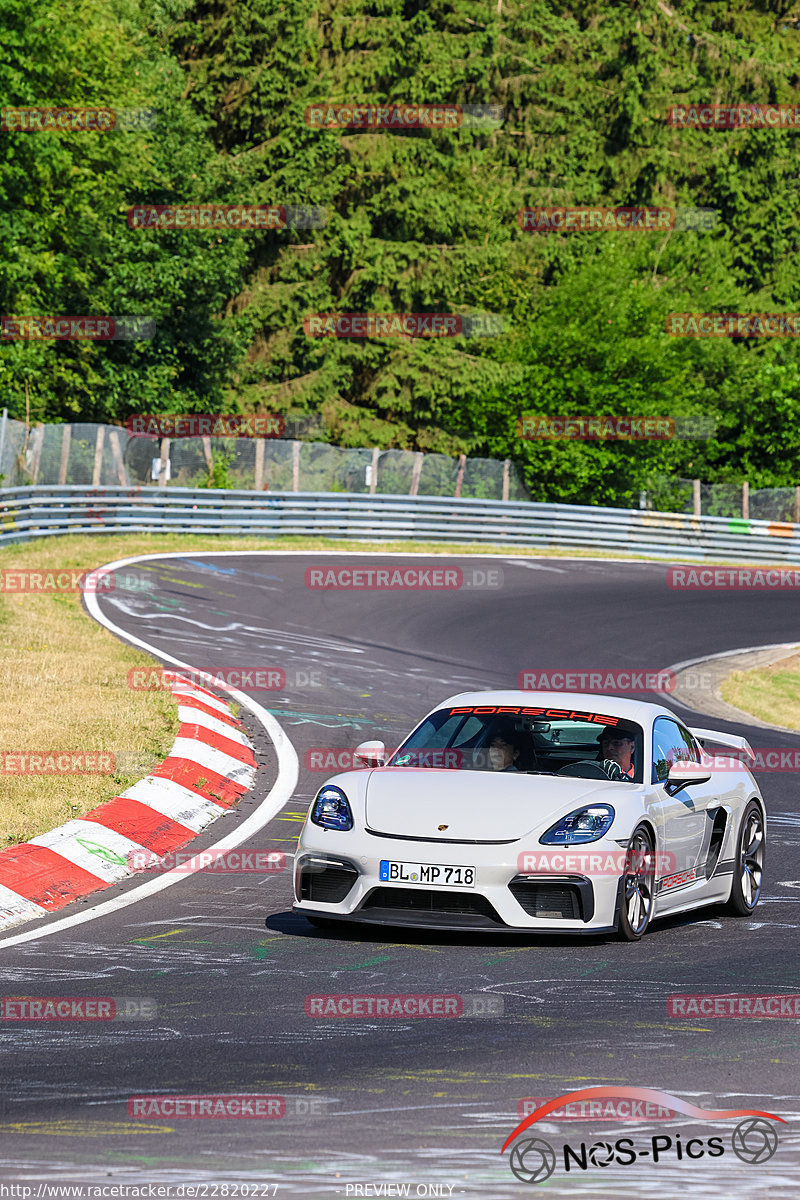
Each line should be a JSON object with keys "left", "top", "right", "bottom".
{"left": 354, "top": 739, "right": 386, "bottom": 767}
{"left": 665, "top": 759, "right": 712, "bottom": 795}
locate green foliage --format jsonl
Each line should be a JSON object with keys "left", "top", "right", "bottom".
{"left": 6, "top": 0, "right": 800, "bottom": 504}
{"left": 0, "top": 0, "right": 248, "bottom": 422}
{"left": 198, "top": 448, "right": 236, "bottom": 488}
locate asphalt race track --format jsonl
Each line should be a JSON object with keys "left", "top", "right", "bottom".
{"left": 1, "top": 551, "right": 799, "bottom": 1197}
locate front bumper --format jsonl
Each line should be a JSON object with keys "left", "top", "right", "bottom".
{"left": 293, "top": 831, "right": 624, "bottom": 935}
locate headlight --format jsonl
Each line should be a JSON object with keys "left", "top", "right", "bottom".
{"left": 540, "top": 804, "right": 615, "bottom": 845}
{"left": 310, "top": 785, "right": 354, "bottom": 831}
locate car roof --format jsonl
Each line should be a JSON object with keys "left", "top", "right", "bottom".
{"left": 432, "top": 690, "right": 682, "bottom": 727}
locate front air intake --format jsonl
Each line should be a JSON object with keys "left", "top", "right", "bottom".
{"left": 298, "top": 861, "right": 358, "bottom": 904}
{"left": 508, "top": 876, "right": 593, "bottom": 921}
{"left": 361, "top": 887, "right": 503, "bottom": 922}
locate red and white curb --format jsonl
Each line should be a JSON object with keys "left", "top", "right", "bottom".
{"left": 0, "top": 675, "right": 256, "bottom": 931}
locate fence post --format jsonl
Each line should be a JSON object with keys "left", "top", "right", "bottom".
{"left": 693, "top": 478, "right": 701, "bottom": 517}
{"left": 201, "top": 436, "right": 213, "bottom": 473}
{"left": 742, "top": 480, "right": 749, "bottom": 520}
{"left": 29, "top": 425, "right": 44, "bottom": 484}
{"left": 292, "top": 440, "right": 300, "bottom": 492}
{"left": 409, "top": 452, "right": 423, "bottom": 497}
{"left": 0, "top": 408, "right": 7, "bottom": 480}
{"left": 58, "top": 424, "right": 72, "bottom": 485}
{"left": 92, "top": 425, "right": 106, "bottom": 486}
{"left": 502, "top": 458, "right": 510, "bottom": 503}
{"left": 254, "top": 438, "right": 265, "bottom": 490}
{"left": 158, "top": 438, "right": 170, "bottom": 488}
{"left": 108, "top": 430, "right": 128, "bottom": 486}
{"left": 795, "top": 486, "right": 800, "bottom": 525}
{"left": 369, "top": 446, "right": 380, "bottom": 495}
{"left": 454, "top": 453, "right": 466, "bottom": 498}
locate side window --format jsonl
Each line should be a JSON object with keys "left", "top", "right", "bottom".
{"left": 674, "top": 722, "right": 701, "bottom": 764}
{"left": 652, "top": 717, "right": 695, "bottom": 783}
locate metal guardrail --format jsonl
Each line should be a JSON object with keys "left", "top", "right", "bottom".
{"left": 1, "top": 485, "right": 800, "bottom": 563}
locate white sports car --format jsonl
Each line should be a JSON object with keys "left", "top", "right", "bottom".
{"left": 293, "top": 691, "right": 766, "bottom": 939}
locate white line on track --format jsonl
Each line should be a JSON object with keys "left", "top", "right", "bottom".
{"left": 663, "top": 640, "right": 800, "bottom": 723}
{"left": 665, "top": 640, "right": 800, "bottom": 677}
{"left": 0, "top": 550, "right": 300, "bottom": 950}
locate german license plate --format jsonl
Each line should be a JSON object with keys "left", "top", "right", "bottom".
{"left": 379, "top": 860, "right": 476, "bottom": 887}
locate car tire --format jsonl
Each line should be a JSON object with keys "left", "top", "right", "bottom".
{"left": 725, "top": 800, "right": 765, "bottom": 916}
{"left": 617, "top": 823, "right": 656, "bottom": 941}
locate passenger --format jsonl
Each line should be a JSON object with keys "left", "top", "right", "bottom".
{"left": 596, "top": 725, "right": 637, "bottom": 782}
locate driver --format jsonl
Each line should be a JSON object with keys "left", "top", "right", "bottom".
{"left": 596, "top": 725, "right": 637, "bottom": 782}
{"left": 487, "top": 726, "right": 528, "bottom": 772}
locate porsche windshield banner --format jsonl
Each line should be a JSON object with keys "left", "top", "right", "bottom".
{"left": 447, "top": 705, "right": 623, "bottom": 725}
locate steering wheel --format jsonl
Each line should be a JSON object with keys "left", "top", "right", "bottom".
{"left": 556, "top": 761, "right": 612, "bottom": 780}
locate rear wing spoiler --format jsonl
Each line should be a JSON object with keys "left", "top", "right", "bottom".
{"left": 688, "top": 727, "right": 755, "bottom": 763}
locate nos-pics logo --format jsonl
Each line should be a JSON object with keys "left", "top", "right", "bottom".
{"left": 502, "top": 1087, "right": 783, "bottom": 1183}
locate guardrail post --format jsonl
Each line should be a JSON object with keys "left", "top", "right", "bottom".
{"left": 58, "top": 424, "right": 71, "bottom": 485}
{"left": 92, "top": 425, "right": 105, "bottom": 486}
{"left": 742, "top": 480, "right": 749, "bottom": 520}
{"left": 692, "top": 478, "right": 701, "bottom": 517}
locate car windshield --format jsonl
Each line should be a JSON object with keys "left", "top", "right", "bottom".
{"left": 386, "top": 704, "right": 643, "bottom": 783}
